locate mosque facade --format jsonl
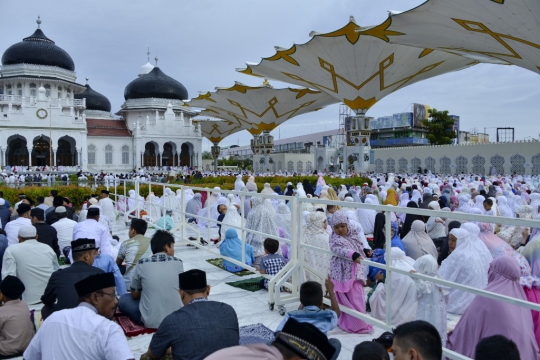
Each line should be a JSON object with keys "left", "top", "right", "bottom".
{"left": 0, "top": 18, "right": 202, "bottom": 173}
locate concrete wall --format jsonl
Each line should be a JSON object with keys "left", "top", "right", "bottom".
{"left": 253, "top": 153, "right": 314, "bottom": 173}
{"left": 369, "top": 141, "right": 540, "bottom": 175}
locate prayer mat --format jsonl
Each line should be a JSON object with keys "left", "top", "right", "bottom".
{"left": 239, "top": 323, "right": 276, "bottom": 345}
{"left": 205, "top": 258, "right": 255, "bottom": 276}
{"left": 116, "top": 315, "right": 157, "bottom": 337}
{"left": 226, "top": 276, "right": 265, "bottom": 292}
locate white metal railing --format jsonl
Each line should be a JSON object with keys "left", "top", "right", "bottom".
{"left": 107, "top": 180, "right": 540, "bottom": 360}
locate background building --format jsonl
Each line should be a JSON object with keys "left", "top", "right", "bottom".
{"left": 0, "top": 19, "right": 202, "bottom": 172}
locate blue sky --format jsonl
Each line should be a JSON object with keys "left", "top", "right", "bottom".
{"left": 1, "top": 0, "right": 538, "bottom": 151}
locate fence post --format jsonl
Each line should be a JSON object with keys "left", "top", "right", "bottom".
{"left": 384, "top": 210, "right": 393, "bottom": 326}
{"left": 181, "top": 185, "right": 186, "bottom": 242}
{"left": 240, "top": 191, "right": 246, "bottom": 265}
{"left": 135, "top": 179, "right": 140, "bottom": 219}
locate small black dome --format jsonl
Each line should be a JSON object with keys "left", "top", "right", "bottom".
{"left": 124, "top": 67, "right": 188, "bottom": 101}
{"left": 75, "top": 84, "right": 111, "bottom": 112}
{"left": 1, "top": 28, "right": 75, "bottom": 71}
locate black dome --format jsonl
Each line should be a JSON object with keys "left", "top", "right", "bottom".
{"left": 75, "top": 84, "right": 111, "bottom": 112}
{"left": 124, "top": 67, "right": 188, "bottom": 101}
{"left": 1, "top": 28, "right": 75, "bottom": 71}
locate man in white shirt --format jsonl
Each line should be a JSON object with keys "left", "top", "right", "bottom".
{"left": 73, "top": 207, "right": 114, "bottom": 259}
{"left": 51, "top": 206, "right": 77, "bottom": 258}
{"left": 24, "top": 272, "right": 134, "bottom": 360}
{"left": 98, "top": 190, "right": 117, "bottom": 224}
{"left": 1, "top": 225, "right": 59, "bottom": 304}
{"left": 4, "top": 203, "right": 32, "bottom": 245}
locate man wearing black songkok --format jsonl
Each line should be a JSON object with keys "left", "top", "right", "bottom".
{"left": 24, "top": 273, "right": 134, "bottom": 360}
{"left": 143, "top": 269, "right": 239, "bottom": 360}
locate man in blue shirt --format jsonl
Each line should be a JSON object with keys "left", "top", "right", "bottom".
{"left": 276, "top": 278, "right": 341, "bottom": 360}
{"left": 93, "top": 253, "right": 127, "bottom": 296}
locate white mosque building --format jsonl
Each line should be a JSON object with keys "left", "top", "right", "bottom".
{"left": 0, "top": 18, "right": 202, "bottom": 173}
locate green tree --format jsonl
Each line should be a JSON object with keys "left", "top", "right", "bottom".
{"left": 202, "top": 151, "right": 213, "bottom": 160}
{"left": 422, "top": 108, "right": 457, "bottom": 145}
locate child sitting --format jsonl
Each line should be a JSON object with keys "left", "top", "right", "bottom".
{"left": 275, "top": 278, "right": 342, "bottom": 360}
{"left": 256, "top": 238, "right": 286, "bottom": 290}
{"left": 0, "top": 276, "right": 35, "bottom": 358}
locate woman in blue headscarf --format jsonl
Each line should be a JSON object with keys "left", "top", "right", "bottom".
{"left": 274, "top": 185, "right": 283, "bottom": 195}
{"left": 220, "top": 228, "right": 254, "bottom": 272}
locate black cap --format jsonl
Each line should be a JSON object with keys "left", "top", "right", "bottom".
{"left": 373, "top": 331, "right": 394, "bottom": 349}
{"left": 74, "top": 273, "right": 116, "bottom": 297}
{"left": 179, "top": 269, "right": 207, "bottom": 290}
{"left": 16, "top": 203, "right": 31, "bottom": 214}
{"left": 71, "top": 238, "right": 97, "bottom": 253}
{"left": 87, "top": 207, "right": 100, "bottom": 216}
{"left": 276, "top": 318, "right": 335, "bottom": 360}
{"left": 0, "top": 275, "right": 25, "bottom": 299}
{"left": 101, "top": 190, "right": 109, "bottom": 195}
{"left": 30, "top": 207, "right": 44, "bottom": 217}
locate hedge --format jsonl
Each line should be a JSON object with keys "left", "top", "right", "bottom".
{"left": 0, "top": 175, "right": 371, "bottom": 209}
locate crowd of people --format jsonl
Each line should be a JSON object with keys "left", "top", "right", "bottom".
{"left": 0, "top": 171, "right": 539, "bottom": 359}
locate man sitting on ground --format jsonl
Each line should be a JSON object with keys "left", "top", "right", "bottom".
{"left": 0, "top": 198, "right": 11, "bottom": 230}
{"left": 41, "top": 238, "right": 104, "bottom": 319}
{"left": 118, "top": 230, "right": 184, "bottom": 328}
{"left": 31, "top": 208, "right": 60, "bottom": 258}
{"left": 205, "top": 318, "right": 336, "bottom": 360}
{"left": 143, "top": 269, "right": 239, "bottom": 360}
{"left": 392, "top": 320, "right": 442, "bottom": 360}
{"left": 46, "top": 196, "right": 74, "bottom": 225}
{"left": 24, "top": 273, "right": 135, "bottom": 360}
{"left": 73, "top": 207, "right": 114, "bottom": 259}
{"left": 0, "top": 276, "right": 35, "bottom": 358}
{"left": 51, "top": 206, "right": 78, "bottom": 259}
{"left": 36, "top": 196, "right": 49, "bottom": 211}
{"left": 275, "top": 278, "right": 342, "bottom": 360}
{"left": 43, "top": 190, "right": 57, "bottom": 207}
{"left": 1, "top": 225, "right": 59, "bottom": 304}
{"left": 5, "top": 203, "right": 31, "bottom": 245}
{"left": 116, "top": 219, "right": 152, "bottom": 289}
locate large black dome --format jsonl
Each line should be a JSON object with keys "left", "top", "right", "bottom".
{"left": 124, "top": 67, "right": 188, "bottom": 101}
{"left": 75, "top": 84, "right": 111, "bottom": 112}
{"left": 1, "top": 28, "right": 75, "bottom": 71}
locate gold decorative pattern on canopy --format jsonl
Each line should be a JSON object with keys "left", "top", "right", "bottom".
{"left": 372, "top": 0, "right": 540, "bottom": 74}
{"left": 187, "top": 83, "right": 337, "bottom": 134}
{"left": 195, "top": 119, "right": 244, "bottom": 143}
{"left": 238, "top": 20, "right": 475, "bottom": 113}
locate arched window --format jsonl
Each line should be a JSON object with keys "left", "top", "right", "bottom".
{"left": 411, "top": 157, "right": 421, "bottom": 172}
{"left": 121, "top": 145, "right": 130, "bottom": 165}
{"left": 386, "top": 158, "right": 395, "bottom": 173}
{"left": 105, "top": 145, "right": 113, "bottom": 165}
{"left": 510, "top": 154, "right": 525, "bottom": 175}
{"left": 472, "top": 155, "right": 486, "bottom": 174}
{"left": 375, "top": 159, "right": 383, "bottom": 173}
{"left": 440, "top": 156, "right": 451, "bottom": 174}
{"left": 88, "top": 144, "right": 96, "bottom": 165}
{"left": 278, "top": 161, "right": 282, "bottom": 171}
{"left": 287, "top": 161, "right": 294, "bottom": 173}
{"left": 17, "top": 83, "right": 22, "bottom": 96}
{"left": 456, "top": 156, "right": 468, "bottom": 174}
{"left": 297, "top": 161, "right": 303, "bottom": 173}
{"left": 44, "top": 84, "right": 51, "bottom": 98}
{"left": 29, "top": 83, "right": 37, "bottom": 97}
{"left": 532, "top": 153, "right": 540, "bottom": 175}
{"left": 398, "top": 158, "right": 408, "bottom": 173}
{"left": 6, "top": 84, "right": 12, "bottom": 95}
{"left": 425, "top": 157, "right": 436, "bottom": 173}
{"left": 306, "top": 160, "right": 313, "bottom": 173}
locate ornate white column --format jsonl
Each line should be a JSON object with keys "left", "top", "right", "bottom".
{"left": 80, "top": 131, "right": 87, "bottom": 171}
{"left": 52, "top": 147, "right": 57, "bottom": 167}
{"left": 27, "top": 146, "right": 32, "bottom": 167}
{"left": 158, "top": 151, "right": 162, "bottom": 167}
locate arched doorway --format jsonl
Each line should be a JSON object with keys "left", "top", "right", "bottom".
{"left": 180, "top": 142, "right": 192, "bottom": 167}
{"left": 32, "top": 135, "right": 51, "bottom": 166}
{"left": 162, "top": 142, "right": 176, "bottom": 167}
{"left": 143, "top": 142, "right": 157, "bottom": 167}
{"left": 7, "top": 135, "right": 28, "bottom": 166}
{"left": 57, "top": 136, "right": 77, "bottom": 166}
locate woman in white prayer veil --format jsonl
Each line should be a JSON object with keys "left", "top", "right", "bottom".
{"left": 160, "top": 188, "right": 182, "bottom": 220}
{"left": 439, "top": 228, "right": 488, "bottom": 315}
{"left": 357, "top": 197, "right": 377, "bottom": 235}
{"left": 127, "top": 189, "right": 145, "bottom": 212}
{"left": 497, "top": 195, "right": 514, "bottom": 218}
{"left": 205, "top": 187, "right": 221, "bottom": 208}
{"left": 461, "top": 222, "right": 493, "bottom": 273}
{"left": 397, "top": 192, "right": 410, "bottom": 223}
{"left": 245, "top": 197, "right": 279, "bottom": 261}
{"left": 197, "top": 197, "right": 227, "bottom": 228}
{"left": 234, "top": 175, "right": 245, "bottom": 192}
{"left": 184, "top": 188, "right": 194, "bottom": 206}
{"left": 457, "top": 195, "right": 471, "bottom": 213}
{"left": 411, "top": 189, "right": 422, "bottom": 205}
{"left": 275, "top": 203, "right": 292, "bottom": 241}
{"left": 185, "top": 193, "right": 202, "bottom": 219}
{"left": 220, "top": 194, "right": 243, "bottom": 241}
{"left": 175, "top": 189, "right": 183, "bottom": 206}
{"left": 303, "top": 211, "right": 331, "bottom": 282}
{"left": 369, "top": 247, "right": 418, "bottom": 326}
{"left": 337, "top": 185, "right": 348, "bottom": 201}
{"left": 146, "top": 193, "right": 162, "bottom": 222}
{"left": 261, "top": 183, "right": 278, "bottom": 211}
